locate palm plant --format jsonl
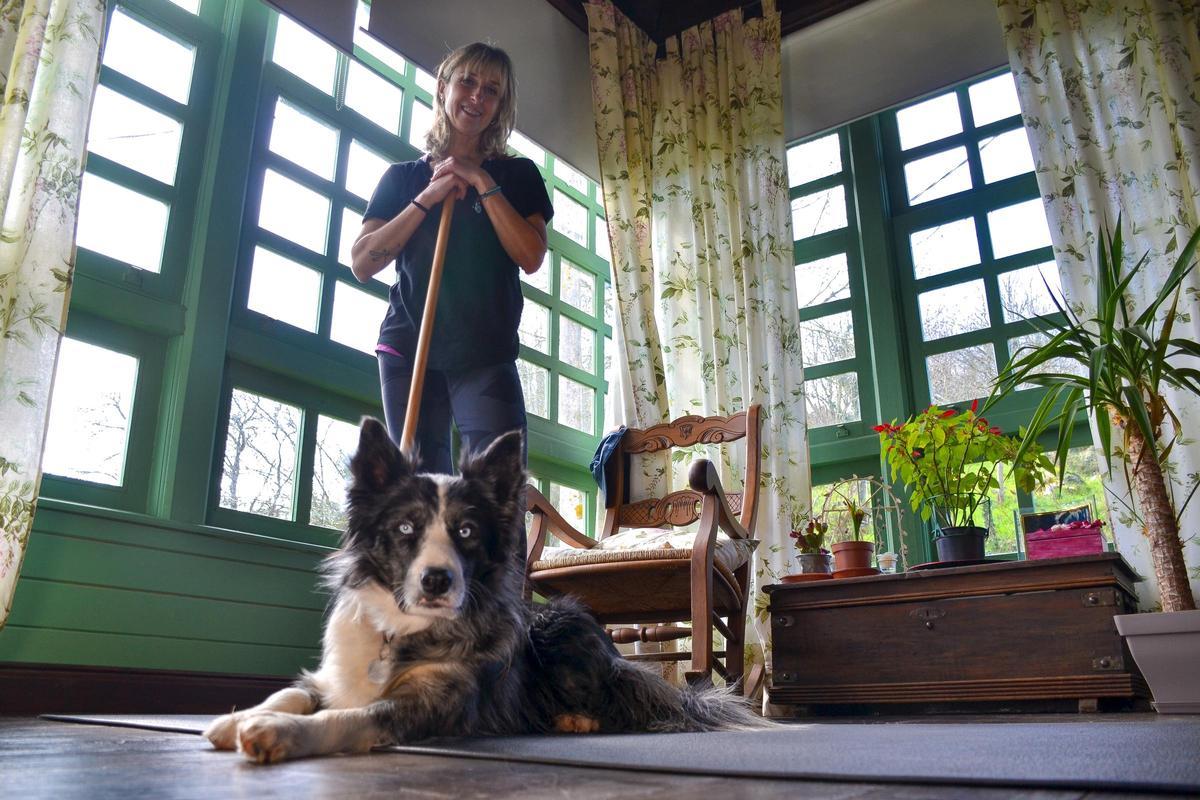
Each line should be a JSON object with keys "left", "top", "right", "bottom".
{"left": 989, "top": 220, "right": 1200, "bottom": 613}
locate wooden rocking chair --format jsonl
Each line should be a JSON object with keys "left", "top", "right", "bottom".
{"left": 524, "top": 406, "right": 762, "bottom": 687}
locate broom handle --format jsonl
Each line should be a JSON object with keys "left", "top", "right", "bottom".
{"left": 400, "top": 198, "right": 455, "bottom": 454}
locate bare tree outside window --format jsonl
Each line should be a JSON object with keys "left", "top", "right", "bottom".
{"left": 219, "top": 389, "right": 301, "bottom": 520}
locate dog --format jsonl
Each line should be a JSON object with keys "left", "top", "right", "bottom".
{"left": 204, "top": 418, "right": 763, "bottom": 763}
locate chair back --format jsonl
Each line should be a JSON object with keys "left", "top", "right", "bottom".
{"left": 599, "top": 406, "right": 762, "bottom": 540}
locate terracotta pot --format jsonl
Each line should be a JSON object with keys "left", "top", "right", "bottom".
{"left": 1114, "top": 609, "right": 1200, "bottom": 713}
{"left": 831, "top": 540, "right": 874, "bottom": 572}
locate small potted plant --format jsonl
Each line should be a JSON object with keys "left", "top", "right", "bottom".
{"left": 829, "top": 496, "right": 875, "bottom": 572}
{"left": 788, "top": 519, "right": 832, "bottom": 577}
{"left": 987, "top": 219, "right": 1200, "bottom": 711}
{"left": 876, "top": 401, "right": 1052, "bottom": 563}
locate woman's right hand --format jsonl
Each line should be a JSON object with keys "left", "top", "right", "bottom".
{"left": 418, "top": 171, "right": 468, "bottom": 206}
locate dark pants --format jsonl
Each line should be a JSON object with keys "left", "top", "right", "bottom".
{"left": 377, "top": 351, "right": 529, "bottom": 556}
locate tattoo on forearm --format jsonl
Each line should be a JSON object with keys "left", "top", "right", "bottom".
{"left": 369, "top": 248, "right": 392, "bottom": 262}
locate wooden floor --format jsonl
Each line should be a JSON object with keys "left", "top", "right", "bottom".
{"left": 0, "top": 715, "right": 1182, "bottom": 799}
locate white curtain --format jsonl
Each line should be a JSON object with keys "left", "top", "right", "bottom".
{"left": 586, "top": 0, "right": 812, "bottom": 671}
{"left": 996, "top": 0, "right": 1200, "bottom": 608}
{"left": 0, "top": 0, "right": 104, "bottom": 628}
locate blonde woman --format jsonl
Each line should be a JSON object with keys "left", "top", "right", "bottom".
{"left": 351, "top": 42, "right": 551, "bottom": 475}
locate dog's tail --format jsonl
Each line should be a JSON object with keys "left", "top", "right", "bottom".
{"left": 609, "top": 659, "right": 774, "bottom": 732}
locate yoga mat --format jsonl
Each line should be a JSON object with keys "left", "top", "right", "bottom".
{"left": 43, "top": 713, "right": 1200, "bottom": 794}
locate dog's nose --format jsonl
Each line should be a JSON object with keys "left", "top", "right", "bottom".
{"left": 420, "top": 567, "right": 452, "bottom": 596}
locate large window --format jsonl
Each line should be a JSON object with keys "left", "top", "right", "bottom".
{"left": 42, "top": 0, "right": 609, "bottom": 544}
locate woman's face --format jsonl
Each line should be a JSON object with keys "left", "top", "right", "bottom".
{"left": 440, "top": 65, "right": 504, "bottom": 140}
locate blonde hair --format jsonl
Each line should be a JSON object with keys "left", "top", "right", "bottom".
{"left": 424, "top": 43, "right": 516, "bottom": 162}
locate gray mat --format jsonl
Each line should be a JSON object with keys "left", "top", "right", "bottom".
{"left": 43, "top": 713, "right": 1200, "bottom": 794}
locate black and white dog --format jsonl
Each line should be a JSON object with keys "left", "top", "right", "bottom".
{"left": 204, "top": 418, "right": 762, "bottom": 763}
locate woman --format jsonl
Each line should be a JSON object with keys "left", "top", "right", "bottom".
{"left": 351, "top": 42, "right": 552, "bottom": 475}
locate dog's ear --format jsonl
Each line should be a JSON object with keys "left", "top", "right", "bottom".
{"left": 459, "top": 429, "right": 526, "bottom": 503}
{"left": 350, "top": 417, "right": 413, "bottom": 492}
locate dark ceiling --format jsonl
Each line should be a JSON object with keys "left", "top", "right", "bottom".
{"left": 543, "top": 0, "right": 875, "bottom": 44}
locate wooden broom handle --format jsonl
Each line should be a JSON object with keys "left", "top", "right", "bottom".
{"left": 400, "top": 198, "right": 455, "bottom": 454}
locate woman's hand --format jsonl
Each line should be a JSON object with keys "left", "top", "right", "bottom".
{"left": 430, "top": 157, "right": 494, "bottom": 194}
{"left": 419, "top": 170, "right": 469, "bottom": 205}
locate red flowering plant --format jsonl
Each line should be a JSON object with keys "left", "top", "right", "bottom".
{"left": 789, "top": 519, "right": 829, "bottom": 554}
{"left": 875, "top": 400, "right": 1054, "bottom": 531}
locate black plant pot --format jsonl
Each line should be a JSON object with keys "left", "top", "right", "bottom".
{"left": 934, "top": 526, "right": 988, "bottom": 562}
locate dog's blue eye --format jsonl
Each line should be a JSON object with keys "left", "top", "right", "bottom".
{"left": 398, "top": 522, "right": 414, "bottom": 535}
{"left": 457, "top": 525, "right": 473, "bottom": 539}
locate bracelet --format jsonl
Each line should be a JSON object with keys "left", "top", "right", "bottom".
{"left": 479, "top": 185, "right": 503, "bottom": 201}
{"left": 411, "top": 199, "right": 430, "bottom": 214}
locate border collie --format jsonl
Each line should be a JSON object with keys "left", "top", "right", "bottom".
{"left": 204, "top": 418, "right": 762, "bottom": 763}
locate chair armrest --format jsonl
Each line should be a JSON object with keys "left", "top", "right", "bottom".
{"left": 523, "top": 484, "right": 596, "bottom": 567}
{"left": 688, "top": 459, "right": 751, "bottom": 541}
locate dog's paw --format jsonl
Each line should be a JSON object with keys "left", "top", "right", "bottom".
{"left": 554, "top": 713, "right": 600, "bottom": 733}
{"left": 236, "top": 712, "right": 307, "bottom": 764}
{"left": 203, "top": 712, "right": 243, "bottom": 751}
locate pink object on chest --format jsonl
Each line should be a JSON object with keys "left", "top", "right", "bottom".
{"left": 1024, "top": 526, "right": 1106, "bottom": 559}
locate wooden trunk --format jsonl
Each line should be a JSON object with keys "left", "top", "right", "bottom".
{"left": 766, "top": 554, "right": 1148, "bottom": 711}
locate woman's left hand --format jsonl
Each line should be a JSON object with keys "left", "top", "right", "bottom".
{"left": 430, "top": 157, "right": 494, "bottom": 195}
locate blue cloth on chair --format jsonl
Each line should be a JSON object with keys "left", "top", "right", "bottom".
{"left": 590, "top": 426, "right": 627, "bottom": 506}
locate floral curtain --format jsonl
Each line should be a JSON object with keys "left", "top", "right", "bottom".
{"left": 0, "top": 0, "right": 104, "bottom": 629}
{"left": 996, "top": 0, "right": 1200, "bottom": 608}
{"left": 586, "top": 0, "right": 811, "bottom": 674}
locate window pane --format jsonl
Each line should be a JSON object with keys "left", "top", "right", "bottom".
{"left": 804, "top": 372, "right": 860, "bottom": 427}
{"left": 603, "top": 283, "right": 615, "bottom": 326}
{"left": 988, "top": 199, "right": 1052, "bottom": 259}
{"left": 518, "top": 300, "right": 550, "bottom": 353}
{"left": 311, "top": 415, "right": 359, "bottom": 530}
{"left": 999, "top": 262, "right": 1062, "bottom": 322}
{"left": 919, "top": 280, "right": 990, "bottom": 340}
{"left": 219, "top": 389, "right": 301, "bottom": 520}
{"left": 903, "top": 146, "right": 972, "bottom": 204}
{"left": 548, "top": 483, "right": 588, "bottom": 532}
{"left": 346, "top": 140, "right": 390, "bottom": 201}
{"left": 271, "top": 14, "right": 337, "bottom": 95}
{"left": 76, "top": 173, "right": 169, "bottom": 272}
{"left": 87, "top": 86, "right": 183, "bottom": 184}
{"left": 787, "top": 133, "right": 841, "bottom": 187}
{"left": 595, "top": 217, "right": 610, "bottom": 264}
{"left": 522, "top": 252, "right": 551, "bottom": 293}
{"left": 910, "top": 218, "right": 980, "bottom": 279}
{"left": 795, "top": 253, "right": 851, "bottom": 307}
{"left": 553, "top": 189, "right": 589, "bottom": 247}
{"left": 408, "top": 100, "right": 433, "bottom": 150}
{"left": 800, "top": 311, "right": 855, "bottom": 367}
{"left": 346, "top": 61, "right": 403, "bottom": 134}
{"left": 976, "top": 460, "right": 1019, "bottom": 555}
{"left": 559, "top": 317, "right": 595, "bottom": 373}
{"left": 269, "top": 97, "right": 338, "bottom": 181}
{"left": 791, "top": 185, "right": 846, "bottom": 239}
{"left": 510, "top": 130, "right": 545, "bottom": 166}
{"left": 259, "top": 169, "right": 330, "bottom": 254}
{"left": 353, "top": 1, "right": 406, "bottom": 75}
{"left": 414, "top": 66, "right": 438, "bottom": 95}
{"left": 247, "top": 247, "right": 321, "bottom": 332}
{"left": 980, "top": 128, "right": 1035, "bottom": 184}
{"left": 558, "top": 376, "right": 594, "bottom": 433}
{"left": 1008, "top": 332, "right": 1087, "bottom": 388}
{"left": 330, "top": 281, "right": 387, "bottom": 354}
{"left": 969, "top": 73, "right": 1022, "bottom": 127}
{"left": 103, "top": 9, "right": 196, "bottom": 104}
{"left": 560, "top": 260, "right": 595, "bottom": 314}
{"left": 896, "top": 92, "right": 962, "bottom": 150}
{"left": 517, "top": 359, "right": 549, "bottom": 418}
{"left": 926, "top": 344, "right": 997, "bottom": 406}
{"left": 42, "top": 339, "right": 138, "bottom": 486}
{"left": 553, "top": 159, "right": 589, "bottom": 195}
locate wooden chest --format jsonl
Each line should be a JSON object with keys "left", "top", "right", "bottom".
{"left": 766, "top": 554, "right": 1148, "bottom": 711}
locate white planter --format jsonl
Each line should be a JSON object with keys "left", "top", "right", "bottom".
{"left": 1114, "top": 609, "right": 1200, "bottom": 714}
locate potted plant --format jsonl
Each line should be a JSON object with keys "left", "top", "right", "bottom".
{"left": 788, "top": 519, "right": 832, "bottom": 575}
{"left": 876, "top": 402, "right": 1052, "bottom": 562}
{"left": 829, "top": 495, "right": 875, "bottom": 572}
{"left": 987, "top": 219, "right": 1200, "bottom": 712}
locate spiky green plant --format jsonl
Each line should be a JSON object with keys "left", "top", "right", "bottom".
{"left": 989, "top": 220, "right": 1200, "bottom": 613}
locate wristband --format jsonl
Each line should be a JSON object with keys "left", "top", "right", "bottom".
{"left": 411, "top": 199, "right": 430, "bottom": 214}
{"left": 479, "top": 185, "right": 503, "bottom": 201}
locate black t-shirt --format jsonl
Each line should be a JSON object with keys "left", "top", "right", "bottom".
{"left": 364, "top": 156, "right": 554, "bottom": 371}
